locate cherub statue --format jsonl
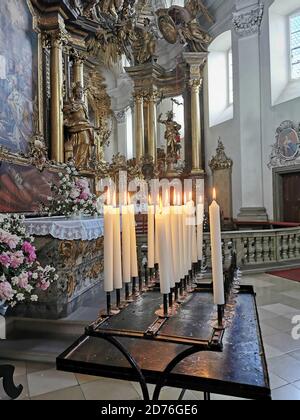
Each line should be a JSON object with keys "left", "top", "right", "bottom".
{"left": 63, "top": 82, "right": 95, "bottom": 170}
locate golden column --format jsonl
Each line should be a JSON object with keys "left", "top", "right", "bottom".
{"left": 134, "top": 93, "right": 145, "bottom": 161}
{"left": 183, "top": 52, "right": 207, "bottom": 175}
{"left": 146, "top": 91, "right": 158, "bottom": 163}
{"left": 190, "top": 79, "right": 202, "bottom": 173}
{"left": 49, "top": 29, "right": 68, "bottom": 163}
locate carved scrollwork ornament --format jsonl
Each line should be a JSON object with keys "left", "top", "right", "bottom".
{"left": 209, "top": 138, "right": 233, "bottom": 171}
{"left": 233, "top": 3, "right": 264, "bottom": 37}
{"left": 268, "top": 121, "right": 300, "bottom": 168}
{"left": 188, "top": 78, "right": 202, "bottom": 90}
{"left": 27, "top": 133, "right": 49, "bottom": 172}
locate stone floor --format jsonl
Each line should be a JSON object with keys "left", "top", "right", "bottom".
{"left": 1, "top": 273, "right": 300, "bottom": 400}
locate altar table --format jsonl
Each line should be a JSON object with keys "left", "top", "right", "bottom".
{"left": 57, "top": 285, "right": 271, "bottom": 401}
{"left": 13, "top": 217, "right": 105, "bottom": 319}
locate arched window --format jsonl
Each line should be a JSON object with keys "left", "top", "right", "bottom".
{"left": 269, "top": 0, "right": 300, "bottom": 105}
{"left": 208, "top": 31, "right": 234, "bottom": 127}
{"left": 290, "top": 12, "right": 300, "bottom": 80}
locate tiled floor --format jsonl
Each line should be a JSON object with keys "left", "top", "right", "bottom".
{"left": 1, "top": 273, "right": 300, "bottom": 400}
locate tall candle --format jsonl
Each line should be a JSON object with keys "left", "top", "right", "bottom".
{"left": 171, "top": 204, "right": 181, "bottom": 284}
{"left": 164, "top": 206, "right": 175, "bottom": 289}
{"left": 182, "top": 204, "right": 189, "bottom": 275}
{"left": 112, "top": 207, "right": 122, "bottom": 290}
{"left": 129, "top": 203, "right": 138, "bottom": 278}
{"left": 197, "top": 197, "right": 204, "bottom": 261}
{"left": 122, "top": 205, "right": 131, "bottom": 284}
{"left": 147, "top": 198, "right": 155, "bottom": 269}
{"left": 104, "top": 205, "right": 114, "bottom": 292}
{"left": 209, "top": 189, "right": 225, "bottom": 305}
{"left": 155, "top": 212, "right": 171, "bottom": 294}
{"left": 177, "top": 205, "right": 184, "bottom": 280}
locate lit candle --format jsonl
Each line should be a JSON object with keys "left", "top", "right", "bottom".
{"left": 197, "top": 195, "right": 204, "bottom": 262}
{"left": 176, "top": 193, "right": 184, "bottom": 280}
{"left": 148, "top": 195, "right": 155, "bottom": 269}
{"left": 170, "top": 198, "right": 181, "bottom": 284}
{"left": 122, "top": 200, "right": 131, "bottom": 284}
{"left": 128, "top": 195, "right": 138, "bottom": 278}
{"left": 164, "top": 204, "right": 175, "bottom": 289}
{"left": 112, "top": 207, "right": 122, "bottom": 290}
{"left": 209, "top": 189, "right": 225, "bottom": 305}
{"left": 104, "top": 203, "right": 114, "bottom": 293}
{"left": 155, "top": 210, "right": 171, "bottom": 294}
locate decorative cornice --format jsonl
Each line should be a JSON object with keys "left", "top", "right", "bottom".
{"left": 233, "top": 3, "right": 264, "bottom": 37}
{"left": 209, "top": 139, "right": 233, "bottom": 171}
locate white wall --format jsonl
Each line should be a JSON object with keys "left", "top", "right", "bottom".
{"left": 204, "top": 0, "right": 300, "bottom": 220}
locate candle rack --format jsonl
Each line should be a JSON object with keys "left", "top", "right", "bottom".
{"left": 83, "top": 253, "right": 239, "bottom": 402}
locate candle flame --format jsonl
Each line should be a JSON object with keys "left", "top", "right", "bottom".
{"left": 213, "top": 188, "right": 217, "bottom": 201}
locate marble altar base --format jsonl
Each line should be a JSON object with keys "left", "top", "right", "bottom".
{"left": 12, "top": 236, "right": 104, "bottom": 320}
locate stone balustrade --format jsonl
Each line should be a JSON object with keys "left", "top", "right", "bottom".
{"left": 203, "top": 227, "right": 300, "bottom": 269}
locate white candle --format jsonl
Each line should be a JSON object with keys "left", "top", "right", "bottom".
{"left": 155, "top": 212, "right": 171, "bottom": 294}
{"left": 147, "top": 200, "right": 155, "bottom": 269}
{"left": 171, "top": 205, "right": 181, "bottom": 283}
{"left": 104, "top": 205, "right": 114, "bottom": 292}
{"left": 164, "top": 206, "right": 175, "bottom": 289}
{"left": 209, "top": 189, "right": 225, "bottom": 305}
{"left": 122, "top": 205, "right": 131, "bottom": 284}
{"left": 197, "top": 199, "right": 204, "bottom": 262}
{"left": 112, "top": 207, "right": 122, "bottom": 290}
{"left": 177, "top": 200, "right": 184, "bottom": 281}
{"left": 129, "top": 202, "right": 138, "bottom": 278}
{"left": 182, "top": 204, "right": 189, "bottom": 276}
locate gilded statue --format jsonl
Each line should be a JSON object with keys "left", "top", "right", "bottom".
{"left": 158, "top": 111, "right": 182, "bottom": 161}
{"left": 178, "top": 20, "right": 213, "bottom": 52}
{"left": 156, "top": 0, "right": 214, "bottom": 53}
{"left": 133, "top": 18, "right": 157, "bottom": 65}
{"left": 63, "top": 83, "right": 95, "bottom": 170}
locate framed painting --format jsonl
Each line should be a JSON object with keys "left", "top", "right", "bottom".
{"left": 0, "top": 162, "right": 58, "bottom": 213}
{"left": 0, "top": 0, "right": 40, "bottom": 155}
{"left": 276, "top": 121, "right": 300, "bottom": 161}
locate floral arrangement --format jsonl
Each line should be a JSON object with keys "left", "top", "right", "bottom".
{"left": 0, "top": 214, "right": 57, "bottom": 308}
{"left": 45, "top": 163, "right": 99, "bottom": 217}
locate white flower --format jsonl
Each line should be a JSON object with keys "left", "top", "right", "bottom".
{"left": 16, "top": 293, "right": 25, "bottom": 302}
{"left": 25, "top": 285, "right": 33, "bottom": 293}
{"left": 0, "top": 275, "right": 6, "bottom": 283}
{"left": 32, "top": 273, "right": 38, "bottom": 280}
{"left": 30, "top": 295, "right": 38, "bottom": 302}
{"left": 11, "top": 277, "right": 19, "bottom": 286}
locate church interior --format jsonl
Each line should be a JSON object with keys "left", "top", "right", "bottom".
{"left": 1, "top": 0, "right": 300, "bottom": 402}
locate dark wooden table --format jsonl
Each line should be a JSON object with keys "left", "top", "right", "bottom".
{"left": 57, "top": 285, "right": 271, "bottom": 401}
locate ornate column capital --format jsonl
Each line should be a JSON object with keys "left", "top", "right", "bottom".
{"left": 144, "top": 90, "right": 159, "bottom": 103}
{"left": 70, "top": 48, "right": 86, "bottom": 64}
{"left": 233, "top": 3, "right": 264, "bottom": 37}
{"left": 42, "top": 27, "right": 70, "bottom": 49}
{"left": 188, "top": 79, "right": 203, "bottom": 91}
{"left": 114, "top": 110, "right": 126, "bottom": 124}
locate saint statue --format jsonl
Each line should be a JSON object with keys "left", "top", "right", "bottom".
{"left": 158, "top": 111, "right": 182, "bottom": 161}
{"left": 63, "top": 82, "right": 95, "bottom": 170}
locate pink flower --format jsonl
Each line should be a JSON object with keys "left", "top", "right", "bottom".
{"left": 22, "top": 242, "right": 37, "bottom": 263}
{"left": 0, "top": 229, "right": 20, "bottom": 250}
{"left": 76, "top": 179, "right": 89, "bottom": 190}
{"left": 38, "top": 280, "right": 50, "bottom": 291}
{"left": 79, "top": 191, "right": 89, "bottom": 200}
{"left": 0, "top": 281, "right": 14, "bottom": 300}
{"left": 70, "top": 188, "right": 80, "bottom": 199}
{"left": 0, "top": 253, "right": 11, "bottom": 268}
{"left": 10, "top": 251, "right": 24, "bottom": 269}
{"left": 17, "top": 272, "right": 29, "bottom": 289}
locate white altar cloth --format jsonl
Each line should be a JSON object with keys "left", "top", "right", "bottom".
{"left": 25, "top": 216, "right": 104, "bottom": 241}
